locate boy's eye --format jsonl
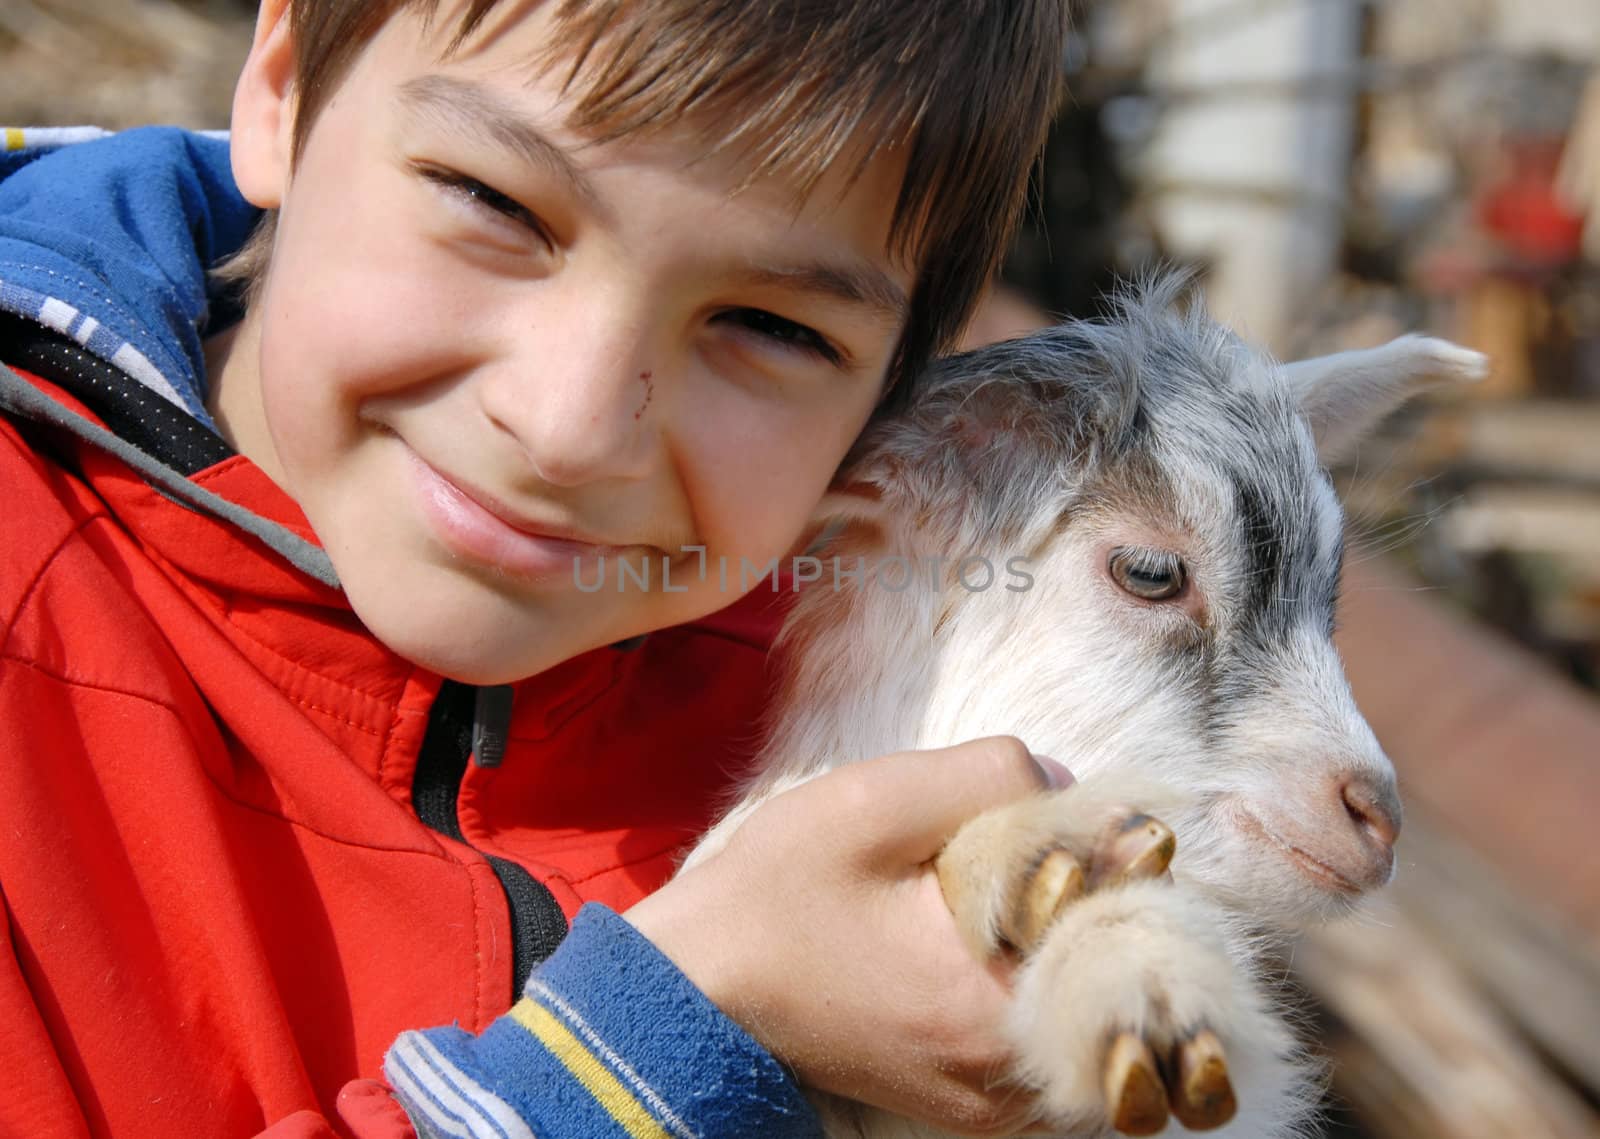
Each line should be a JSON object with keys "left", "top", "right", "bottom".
{"left": 715, "top": 308, "right": 842, "bottom": 366}
{"left": 414, "top": 164, "right": 551, "bottom": 243}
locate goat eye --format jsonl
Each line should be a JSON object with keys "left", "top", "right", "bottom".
{"left": 1108, "top": 547, "right": 1187, "bottom": 601}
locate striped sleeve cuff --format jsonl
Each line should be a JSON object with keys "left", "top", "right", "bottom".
{"left": 385, "top": 903, "right": 822, "bottom": 1139}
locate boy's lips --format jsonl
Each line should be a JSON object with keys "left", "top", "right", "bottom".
{"left": 403, "top": 448, "right": 629, "bottom": 579}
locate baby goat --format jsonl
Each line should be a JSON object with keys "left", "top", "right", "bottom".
{"left": 684, "top": 278, "right": 1486, "bottom": 1138}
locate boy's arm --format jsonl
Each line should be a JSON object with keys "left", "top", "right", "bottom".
{"left": 384, "top": 904, "right": 822, "bottom": 1139}
{"left": 386, "top": 740, "right": 1063, "bottom": 1139}
{"left": 1, "top": 860, "right": 827, "bottom": 1139}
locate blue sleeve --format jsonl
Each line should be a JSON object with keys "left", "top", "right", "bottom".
{"left": 384, "top": 903, "right": 824, "bottom": 1139}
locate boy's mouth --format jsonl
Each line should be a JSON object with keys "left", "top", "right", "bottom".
{"left": 403, "top": 447, "right": 628, "bottom": 580}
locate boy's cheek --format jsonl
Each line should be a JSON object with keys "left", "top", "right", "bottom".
{"left": 683, "top": 451, "right": 831, "bottom": 567}
{"left": 254, "top": 274, "right": 496, "bottom": 468}
{"left": 261, "top": 252, "right": 491, "bottom": 399}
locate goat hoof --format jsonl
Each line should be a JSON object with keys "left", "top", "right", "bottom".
{"left": 1002, "top": 847, "right": 1084, "bottom": 951}
{"left": 1169, "top": 1028, "right": 1238, "bottom": 1130}
{"left": 1104, "top": 1032, "right": 1169, "bottom": 1136}
{"left": 1090, "top": 814, "right": 1177, "bottom": 889}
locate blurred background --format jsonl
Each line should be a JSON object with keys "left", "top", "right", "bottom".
{"left": 3, "top": 1, "right": 1598, "bottom": 1136}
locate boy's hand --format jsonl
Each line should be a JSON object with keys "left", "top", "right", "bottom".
{"left": 625, "top": 737, "right": 1061, "bottom": 1136}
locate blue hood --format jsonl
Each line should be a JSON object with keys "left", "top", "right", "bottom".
{"left": 0, "top": 126, "right": 336, "bottom": 587}
{"left": 0, "top": 126, "right": 260, "bottom": 425}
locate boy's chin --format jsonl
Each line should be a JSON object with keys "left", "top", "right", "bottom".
{"left": 341, "top": 574, "right": 616, "bottom": 685}
{"left": 331, "top": 546, "right": 748, "bottom": 684}
{"left": 399, "top": 640, "right": 571, "bottom": 688}
{"left": 372, "top": 613, "right": 575, "bottom": 685}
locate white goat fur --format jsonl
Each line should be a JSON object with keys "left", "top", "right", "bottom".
{"left": 682, "top": 278, "right": 1488, "bottom": 1138}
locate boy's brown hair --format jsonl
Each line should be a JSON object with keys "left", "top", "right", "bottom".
{"left": 225, "top": 0, "right": 1070, "bottom": 405}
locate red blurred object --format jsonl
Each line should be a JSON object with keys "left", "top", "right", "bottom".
{"left": 1477, "top": 138, "right": 1588, "bottom": 268}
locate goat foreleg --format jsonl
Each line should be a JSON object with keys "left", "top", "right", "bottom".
{"left": 932, "top": 779, "right": 1314, "bottom": 1138}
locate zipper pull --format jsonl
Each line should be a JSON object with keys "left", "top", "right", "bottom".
{"left": 471, "top": 684, "right": 514, "bottom": 767}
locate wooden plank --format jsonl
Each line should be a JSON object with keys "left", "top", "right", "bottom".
{"left": 1385, "top": 809, "right": 1600, "bottom": 1094}
{"left": 1335, "top": 557, "right": 1600, "bottom": 942}
{"left": 1413, "top": 402, "right": 1600, "bottom": 485}
{"left": 1440, "top": 485, "right": 1600, "bottom": 560}
{"left": 1297, "top": 889, "right": 1600, "bottom": 1139}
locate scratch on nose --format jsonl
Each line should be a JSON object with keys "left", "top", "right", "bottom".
{"left": 633, "top": 369, "right": 654, "bottom": 421}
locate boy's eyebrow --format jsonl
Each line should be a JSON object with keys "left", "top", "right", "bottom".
{"left": 737, "top": 263, "right": 909, "bottom": 326}
{"left": 396, "top": 75, "right": 602, "bottom": 211}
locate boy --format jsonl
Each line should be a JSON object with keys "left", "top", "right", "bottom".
{"left": 0, "top": 1, "right": 1069, "bottom": 1136}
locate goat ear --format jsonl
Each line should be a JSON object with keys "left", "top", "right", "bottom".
{"left": 808, "top": 441, "right": 903, "bottom": 536}
{"left": 811, "top": 478, "right": 890, "bottom": 531}
{"left": 1283, "top": 335, "right": 1488, "bottom": 465}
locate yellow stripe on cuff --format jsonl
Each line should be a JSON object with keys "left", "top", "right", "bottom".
{"left": 4, "top": 128, "right": 25, "bottom": 152}
{"left": 509, "top": 999, "right": 674, "bottom": 1139}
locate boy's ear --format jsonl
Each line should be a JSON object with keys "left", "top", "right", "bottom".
{"left": 230, "top": 0, "right": 298, "bottom": 210}
{"left": 1282, "top": 335, "right": 1489, "bottom": 465}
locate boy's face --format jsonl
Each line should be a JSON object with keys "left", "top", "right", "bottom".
{"left": 220, "top": 1, "right": 913, "bottom": 683}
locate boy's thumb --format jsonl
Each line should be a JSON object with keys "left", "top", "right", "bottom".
{"left": 847, "top": 736, "right": 1074, "bottom": 865}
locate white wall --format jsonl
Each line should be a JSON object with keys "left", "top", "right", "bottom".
{"left": 1489, "top": 0, "right": 1600, "bottom": 58}
{"left": 1138, "top": 0, "right": 1363, "bottom": 351}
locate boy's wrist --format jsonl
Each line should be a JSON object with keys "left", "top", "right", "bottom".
{"left": 620, "top": 847, "right": 806, "bottom": 1068}
{"left": 622, "top": 865, "right": 751, "bottom": 1033}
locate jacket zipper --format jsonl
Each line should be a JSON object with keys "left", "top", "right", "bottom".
{"left": 413, "top": 680, "right": 568, "bottom": 996}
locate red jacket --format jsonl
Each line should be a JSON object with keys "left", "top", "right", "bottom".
{"left": 1, "top": 363, "right": 786, "bottom": 1137}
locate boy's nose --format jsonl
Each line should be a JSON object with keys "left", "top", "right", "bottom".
{"left": 480, "top": 349, "right": 661, "bottom": 488}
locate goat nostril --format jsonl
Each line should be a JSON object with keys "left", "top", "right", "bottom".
{"left": 1341, "top": 779, "right": 1402, "bottom": 849}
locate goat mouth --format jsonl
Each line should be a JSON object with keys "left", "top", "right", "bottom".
{"left": 1232, "top": 807, "right": 1362, "bottom": 896}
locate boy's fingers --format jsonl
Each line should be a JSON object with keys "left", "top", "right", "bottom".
{"left": 838, "top": 736, "right": 1071, "bottom": 865}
